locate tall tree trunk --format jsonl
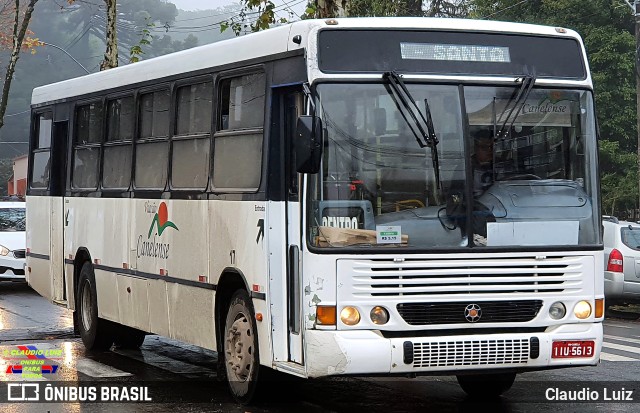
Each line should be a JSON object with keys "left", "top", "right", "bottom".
{"left": 610, "top": 198, "right": 616, "bottom": 216}
{"left": 403, "top": 0, "right": 423, "bottom": 16}
{"left": 0, "top": 0, "right": 38, "bottom": 130}
{"left": 317, "top": 0, "right": 348, "bottom": 18}
{"left": 100, "top": 0, "right": 118, "bottom": 70}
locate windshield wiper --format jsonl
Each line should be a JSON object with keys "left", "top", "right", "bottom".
{"left": 382, "top": 71, "right": 441, "bottom": 190}
{"left": 495, "top": 74, "right": 537, "bottom": 141}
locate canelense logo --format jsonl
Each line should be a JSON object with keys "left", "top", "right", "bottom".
{"left": 148, "top": 202, "right": 178, "bottom": 238}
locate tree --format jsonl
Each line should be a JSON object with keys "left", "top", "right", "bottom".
{"left": 100, "top": 0, "right": 117, "bottom": 70}
{"left": 426, "top": 0, "right": 467, "bottom": 17}
{"left": 600, "top": 140, "right": 638, "bottom": 216}
{"left": 220, "top": 0, "right": 291, "bottom": 35}
{"left": 0, "top": 0, "right": 39, "bottom": 131}
{"left": 471, "top": 0, "right": 637, "bottom": 217}
{"left": 223, "top": 0, "right": 468, "bottom": 36}
{"left": 0, "top": 0, "right": 200, "bottom": 152}
{"left": 0, "top": 158, "right": 12, "bottom": 195}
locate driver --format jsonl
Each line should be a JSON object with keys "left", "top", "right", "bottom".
{"left": 445, "top": 129, "right": 495, "bottom": 245}
{"left": 472, "top": 129, "right": 494, "bottom": 197}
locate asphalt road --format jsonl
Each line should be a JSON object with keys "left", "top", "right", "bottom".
{"left": 0, "top": 282, "right": 639, "bottom": 413}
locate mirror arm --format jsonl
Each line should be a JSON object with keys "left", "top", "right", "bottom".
{"left": 303, "top": 83, "right": 316, "bottom": 113}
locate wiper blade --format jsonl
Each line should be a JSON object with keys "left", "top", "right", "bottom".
{"left": 383, "top": 71, "right": 441, "bottom": 190}
{"left": 383, "top": 71, "right": 437, "bottom": 148}
{"left": 495, "top": 74, "right": 536, "bottom": 141}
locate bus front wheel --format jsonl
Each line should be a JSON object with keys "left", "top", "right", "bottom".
{"left": 76, "top": 262, "right": 114, "bottom": 351}
{"left": 224, "top": 289, "right": 259, "bottom": 404}
{"left": 456, "top": 372, "right": 516, "bottom": 398}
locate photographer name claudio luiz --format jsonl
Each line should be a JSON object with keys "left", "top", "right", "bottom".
{"left": 546, "top": 386, "right": 634, "bottom": 401}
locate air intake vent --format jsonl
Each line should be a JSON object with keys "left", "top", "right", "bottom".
{"left": 397, "top": 300, "right": 543, "bottom": 325}
{"left": 347, "top": 255, "right": 586, "bottom": 297}
{"left": 413, "top": 338, "right": 530, "bottom": 368}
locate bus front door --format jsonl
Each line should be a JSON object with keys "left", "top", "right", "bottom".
{"left": 51, "top": 119, "right": 68, "bottom": 304}
{"left": 269, "top": 86, "right": 305, "bottom": 365}
{"left": 285, "top": 91, "right": 304, "bottom": 364}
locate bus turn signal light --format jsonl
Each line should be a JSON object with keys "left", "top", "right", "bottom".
{"left": 595, "top": 298, "right": 604, "bottom": 318}
{"left": 317, "top": 305, "right": 337, "bottom": 325}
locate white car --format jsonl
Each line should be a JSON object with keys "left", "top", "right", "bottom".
{"left": 603, "top": 217, "right": 640, "bottom": 305}
{"left": 0, "top": 201, "right": 26, "bottom": 281}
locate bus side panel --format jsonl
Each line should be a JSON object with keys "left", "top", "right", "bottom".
{"left": 26, "top": 196, "right": 54, "bottom": 300}
{"left": 209, "top": 201, "right": 270, "bottom": 363}
{"left": 69, "top": 198, "right": 121, "bottom": 321}
{"left": 134, "top": 199, "right": 212, "bottom": 347}
{"left": 116, "top": 276, "right": 150, "bottom": 332}
{"left": 147, "top": 279, "right": 170, "bottom": 337}
{"left": 50, "top": 197, "right": 65, "bottom": 302}
{"left": 167, "top": 284, "right": 215, "bottom": 349}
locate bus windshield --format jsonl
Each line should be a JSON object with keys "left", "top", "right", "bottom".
{"left": 307, "top": 83, "right": 600, "bottom": 250}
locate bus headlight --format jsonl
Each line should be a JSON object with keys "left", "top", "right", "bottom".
{"left": 574, "top": 301, "right": 592, "bottom": 319}
{"left": 549, "top": 302, "right": 566, "bottom": 320}
{"left": 340, "top": 306, "right": 361, "bottom": 325}
{"left": 370, "top": 306, "right": 389, "bottom": 325}
{"left": 0, "top": 245, "right": 9, "bottom": 256}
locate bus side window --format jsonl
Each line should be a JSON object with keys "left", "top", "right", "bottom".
{"left": 135, "top": 90, "right": 170, "bottom": 190}
{"left": 171, "top": 81, "right": 212, "bottom": 190}
{"left": 213, "top": 73, "right": 266, "bottom": 191}
{"left": 30, "top": 112, "right": 53, "bottom": 189}
{"left": 103, "top": 96, "right": 134, "bottom": 189}
{"left": 72, "top": 102, "right": 103, "bottom": 190}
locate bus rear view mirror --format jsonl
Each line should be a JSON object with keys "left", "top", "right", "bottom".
{"left": 295, "top": 115, "right": 323, "bottom": 174}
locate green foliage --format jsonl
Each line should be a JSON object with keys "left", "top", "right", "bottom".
{"left": 220, "top": 0, "right": 291, "bottom": 36}
{"left": 599, "top": 140, "right": 639, "bottom": 216}
{"left": 129, "top": 18, "right": 154, "bottom": 63}
{"left": 222, "top": 0, "right": 466, "bottom": 36}
{"left": 349, "top": 0, "right": 422, "bottom": 17}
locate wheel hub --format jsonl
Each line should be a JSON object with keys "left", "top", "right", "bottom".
{"left": 80, "top": 281, "right": 93, "bottom": 332}
{"left": 225, "top": 313, "right": 252, "bottom": 381}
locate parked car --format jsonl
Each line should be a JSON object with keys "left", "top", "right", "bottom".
{"left": 0, "top": 201, "right": 26, "bottom": 281}
{"left": 603, "top": 218, "right": 640, "bottom": 305}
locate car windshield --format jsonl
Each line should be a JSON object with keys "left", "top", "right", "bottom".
{"left": 307, "top": 83, "right": 600, "bottom": 250}
{"left": 0, "top": 208, "right": 26, "bottom": 231}
{"left": 621, "top": 227, "right": 640, "bottom": 251}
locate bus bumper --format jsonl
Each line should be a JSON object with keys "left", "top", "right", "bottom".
{"left": 304, "top": 322, "right": 602, "bottom": 377}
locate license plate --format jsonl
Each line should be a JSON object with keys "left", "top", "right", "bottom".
{"left": 551, "top": 340, "right": 595, "bottom": 358}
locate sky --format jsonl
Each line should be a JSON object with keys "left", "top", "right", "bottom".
{"left": 168, "top": 0, "right": 231, "bottom": 10}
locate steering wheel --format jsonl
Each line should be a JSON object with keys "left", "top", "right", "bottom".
{"left": 504, "top": 173, "right": 542, "bottom": 180}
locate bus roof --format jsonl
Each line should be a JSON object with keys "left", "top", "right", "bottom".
{"left": 31, "top": 17, "right": 583, "bottom": 106}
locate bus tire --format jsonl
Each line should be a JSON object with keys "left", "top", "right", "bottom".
{"left": 456, "top": 372, "right": 516, "bottom": 398}
{"left": 224, "top": 289, "right": 259, "bottom": 404}
{"left": 113, "top": 325, "right": 147, "bottom": 349}
{"left": 76, "top": 262, "right": 114, "bottom": 351}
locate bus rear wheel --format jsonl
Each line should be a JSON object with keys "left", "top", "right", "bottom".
{"left": 456, "top": 372, "right": 516, "bottom": 398}
{"left": 224, "top": 290, "right": 259, "bottom": 404}
{"left": 76, "top": 262, "right": 114, "bottom": 351}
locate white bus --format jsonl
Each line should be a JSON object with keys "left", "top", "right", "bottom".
{"left": 27, "top": 17, "right": 603, "bottom": 403}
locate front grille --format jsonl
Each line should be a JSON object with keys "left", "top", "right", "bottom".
{"left": 397, "top": 300, "right": 543, "bottom": 325}
{"left": 413, "top": 338, "right": 530, "bottom": 368}
{"left": 0, "top": 267, "right": 23, "bottom": 275}
{"left": 12, "top": 250, "right": 25, "bottom": 259}
{"left": 346, "top": 255, "right": 586, "bottom": 297}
